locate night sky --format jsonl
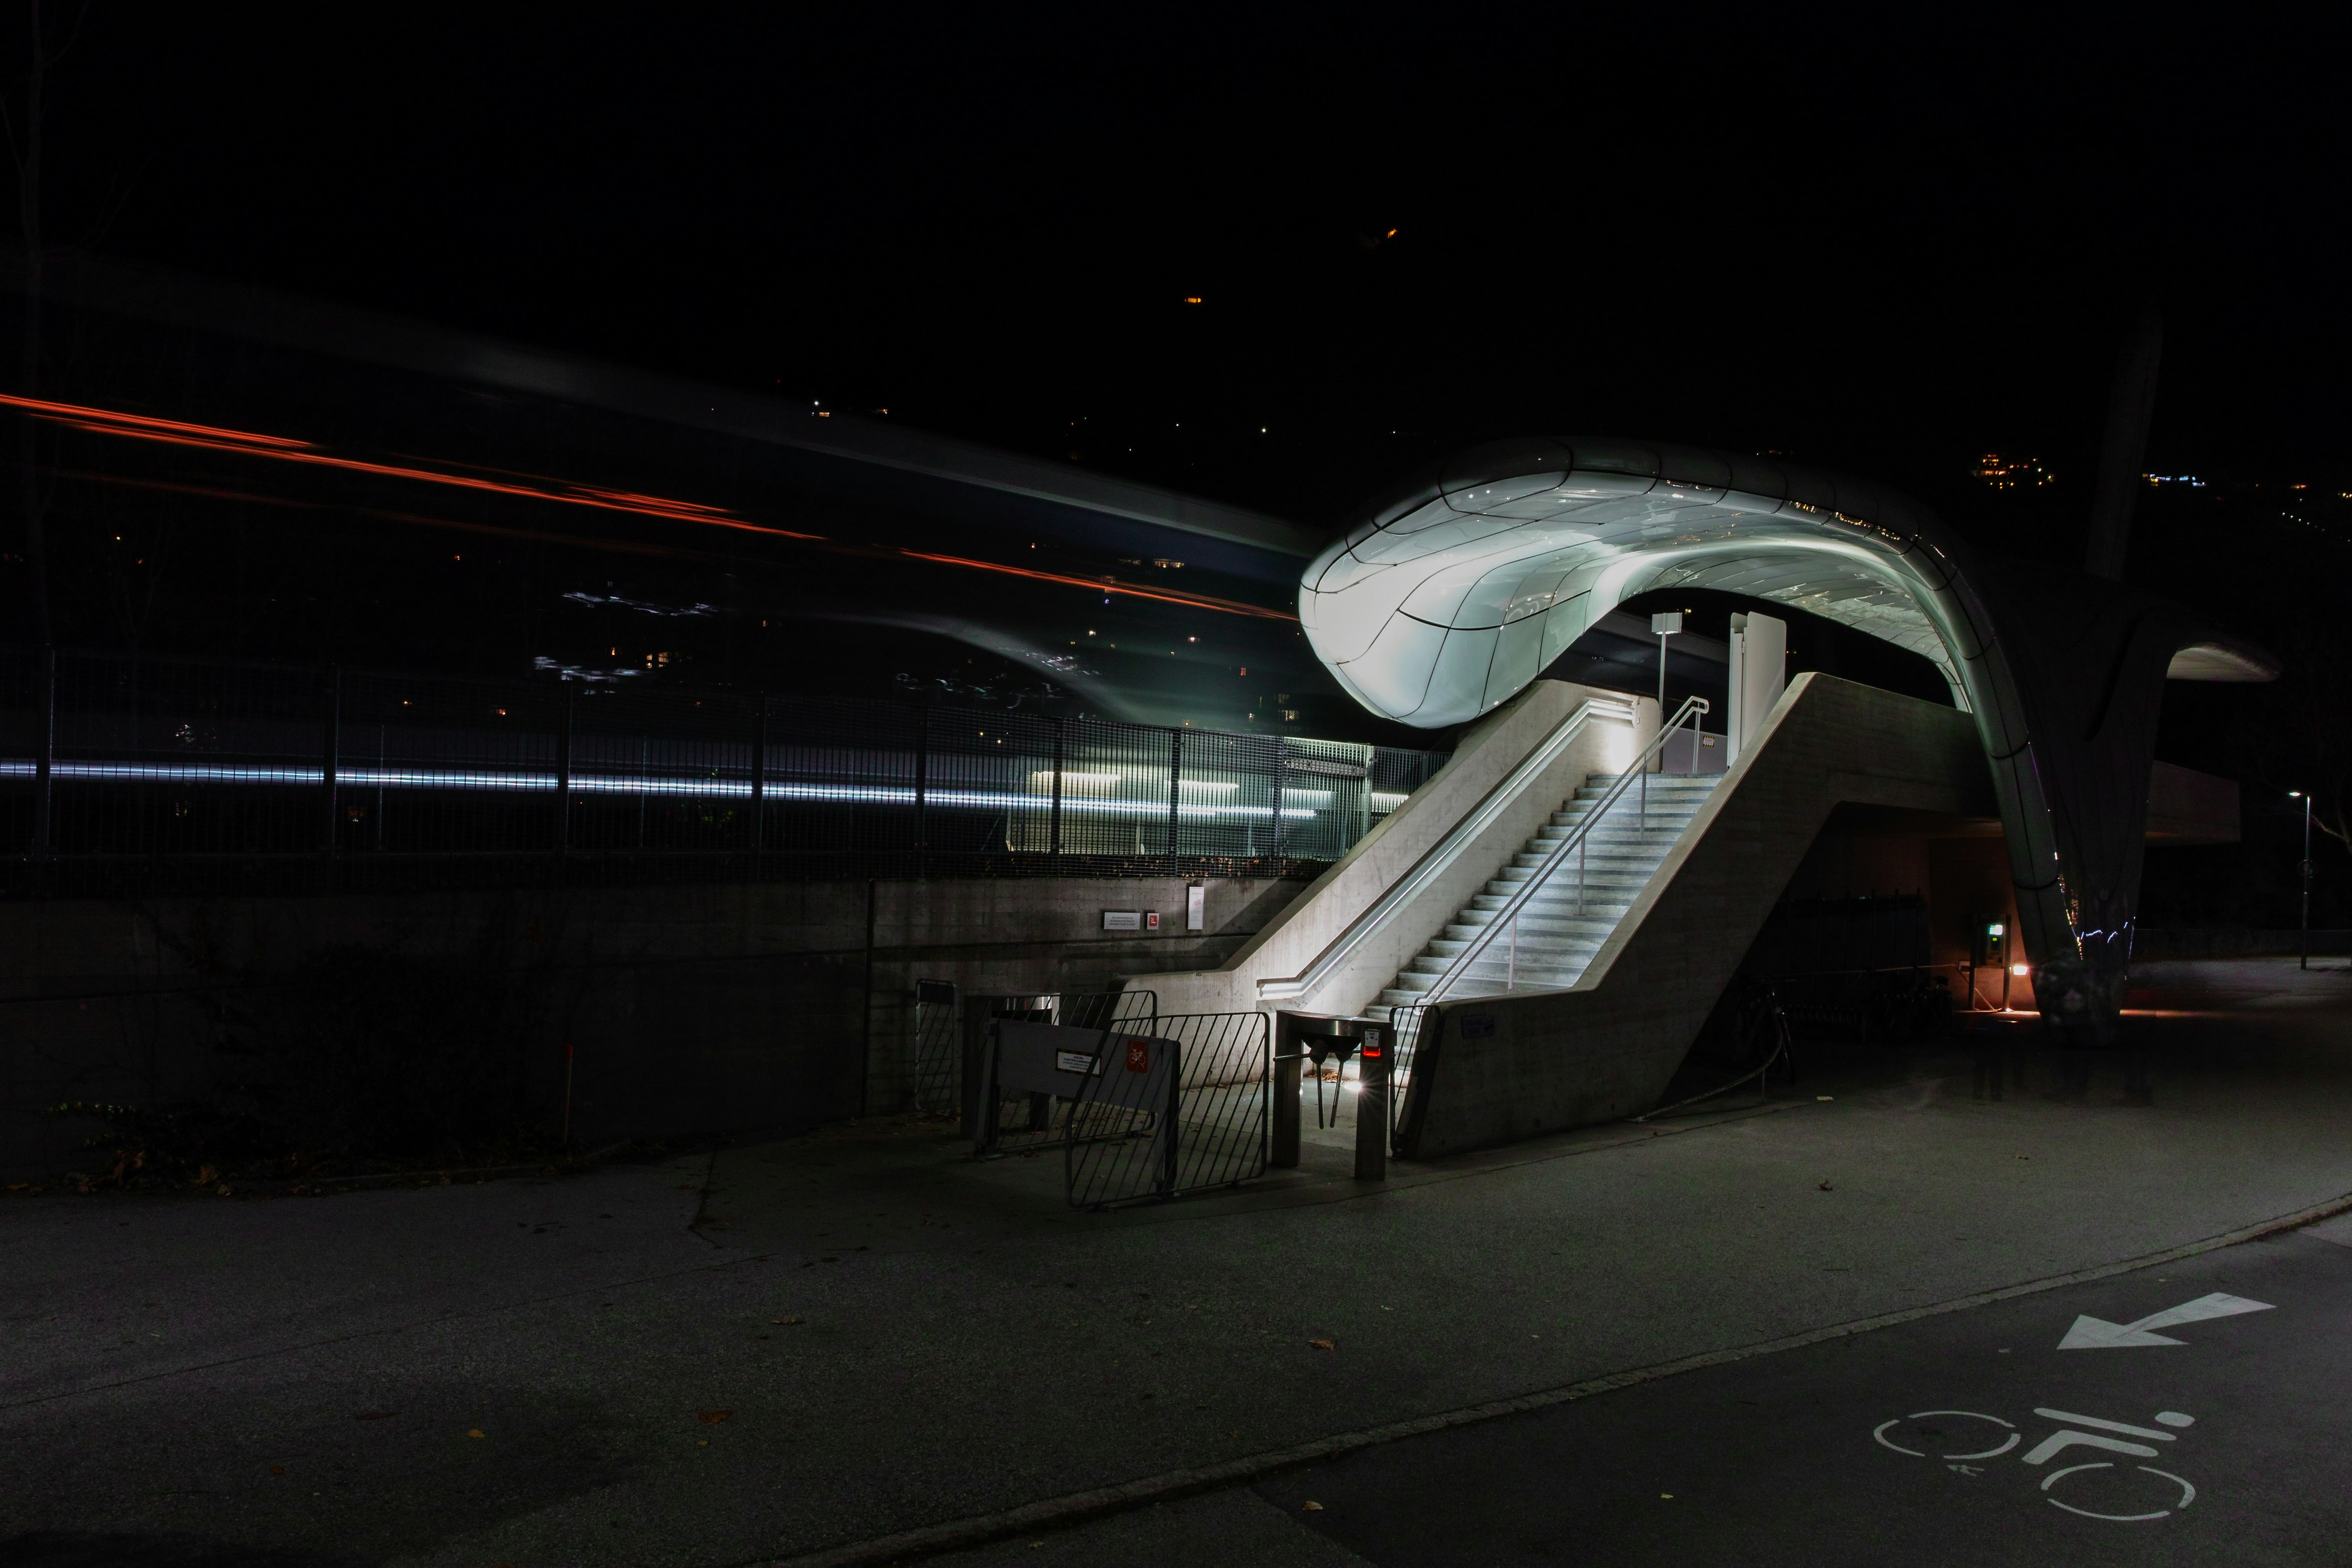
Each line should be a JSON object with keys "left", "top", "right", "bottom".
{"left": 17, "top": 8, "right": 2350, "bottom": 545}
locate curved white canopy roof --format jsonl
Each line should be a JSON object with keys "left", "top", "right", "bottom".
{"left": 1301, "top": 437, "right": 2270, "bottom": 728}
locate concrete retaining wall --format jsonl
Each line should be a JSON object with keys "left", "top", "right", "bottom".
{"left": 1398, "top": 674, "right": 1997, "bottom": 1157}
{"left": 0, "top": 874, "right": 1300, "bottom": 1179}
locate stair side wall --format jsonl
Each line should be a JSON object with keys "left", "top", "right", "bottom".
{"left": 1400, "top": 675, "right": 1994, "bottom": 1157}
{"left": 1129, "top": 681, "right": 1658, "bottom": 1016}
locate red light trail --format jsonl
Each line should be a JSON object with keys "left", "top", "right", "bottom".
{"left": 2, "top": 390, "right": 818, "bottom": 538}
{"left": 8, "top": 392, "right": 1300, "bottom": 621}
{"left": 896, "top": 550, "right": 1296, "bottom": 620}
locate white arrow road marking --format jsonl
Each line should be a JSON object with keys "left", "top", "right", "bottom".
{"left": 2058, "top": 1292, "right": 2273, "bottom": 1349}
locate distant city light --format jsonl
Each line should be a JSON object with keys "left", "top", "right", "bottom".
{"left": 1973, "top": 453, "right": 2053, "bottom": 491}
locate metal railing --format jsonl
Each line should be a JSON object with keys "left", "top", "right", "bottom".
{"left": 0, "top": 645, "right": 1446, "bottom": 897}
{"left": 1419, "top": 695, "right": 1712, "bottom": 1005}
{"left": 1256, "top": 695, "right": 1639, "bottom": 1007}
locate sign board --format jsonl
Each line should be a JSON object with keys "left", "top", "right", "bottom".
{"left": 1102, "top": 910, "right": 1141, "bottom": 931}
{"left": 1185, "top": 884, "right": 1206, "bottom": 932}
{"left": 990, "top": 1021, "right": 1117, "bottom": 1100}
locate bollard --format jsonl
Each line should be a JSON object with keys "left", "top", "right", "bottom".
{"left": 1272, "top": 1052, "right": 1302, "bottom": 1168}
{"left": 1354, "top": 1033, "right": 1389, "bottom": 1182}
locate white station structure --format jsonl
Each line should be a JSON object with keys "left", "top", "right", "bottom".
{"left": 1294, "top": 437, "right": 2274, "bottom": 1032}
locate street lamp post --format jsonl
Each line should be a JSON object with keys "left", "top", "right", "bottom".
{"left": 1651, "top": 611, "right": 1682, "bottom": 773}
{"left": 2291, "top": 791, "right": 2314, "bottom": 970}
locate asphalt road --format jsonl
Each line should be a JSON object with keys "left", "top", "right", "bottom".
{"left": 7, "top": 960, "right": 2352, "bottom": 1567}
{"left": 1246, "top": 1216, "right": 2352, "bottom": 1568}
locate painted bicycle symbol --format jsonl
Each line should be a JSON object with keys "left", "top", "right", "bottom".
{"left": 1874, "top": 1406, "right": 2199, "bottom": 1521}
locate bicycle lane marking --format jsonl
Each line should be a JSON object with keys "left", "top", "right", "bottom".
{"left": 1247, "top": 1232, "right": 2351, "bottom": 1567}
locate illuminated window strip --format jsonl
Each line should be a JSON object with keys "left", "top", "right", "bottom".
{"left": 0, "top": 760, "right": 1320, "bottom": 817}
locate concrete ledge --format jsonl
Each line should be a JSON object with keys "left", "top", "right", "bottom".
{"left": 1399, "top": 674, "right": 1993, "bottom": 1157}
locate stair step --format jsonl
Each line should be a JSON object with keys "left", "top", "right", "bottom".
{"left": 1372, "top": 766, "right": 1720, "bottom": 1009}
{"left": 1508, "top": 849, "right": 1662, "bottom": 871}
{"left": 1423, "top": 934, "right": 1599, "bottom": 961}
{"left": 1446, "top": 915, "right": 1617, "bottom": 938}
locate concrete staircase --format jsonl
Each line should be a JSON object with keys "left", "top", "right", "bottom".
{"left": 1368, "top": 772, "right": 1722, "bottom": 1017}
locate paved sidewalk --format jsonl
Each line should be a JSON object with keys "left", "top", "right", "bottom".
{"left": 4, "top": 959, "right": 2351, "bottom": 1567}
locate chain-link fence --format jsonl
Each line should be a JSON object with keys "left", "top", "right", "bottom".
{"left": 1, "top": 646, "right": 1448, "bottom": 897}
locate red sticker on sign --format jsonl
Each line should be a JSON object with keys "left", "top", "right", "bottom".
{"left": 1125, "top": 1039, "right": 1151, "bottom": 1074}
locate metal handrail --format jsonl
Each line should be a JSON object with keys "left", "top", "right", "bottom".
{"left": 1256, "top": 695, "right": 1639, "bottom": 1005}
{"left": 1421, "top": 695, "right": 1713, "bottom": 1004}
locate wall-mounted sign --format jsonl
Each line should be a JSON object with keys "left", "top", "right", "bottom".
{"left": 1186, "top": 883, "right": 1206, "bottom": 931}
{"left": 1103, "top": 910, "right": 1141, "bottom": 931}
{"left": 1284, "top": 756, "right": 1368, "bottom": 779}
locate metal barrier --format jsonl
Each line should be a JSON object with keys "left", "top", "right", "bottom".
{"left": 964, "top": 991, "right": 1157, "bottom": 1155}
{"left": 1060, "top": 1011, "right": 1271, "bottom": 1208}
{"left": 908, "top": 985, "right": 1155, "bottom": 1137}
{"left": 909, "top": 980, "right": 963, "bottom": 1116}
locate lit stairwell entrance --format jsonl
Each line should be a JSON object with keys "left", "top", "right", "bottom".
{"left": 1370, "top": 771, "right": 1722, "bottom": 1017}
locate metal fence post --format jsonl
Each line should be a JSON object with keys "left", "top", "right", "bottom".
{"left": 320, "top": 665, "right": 341, "bottom": 863}
{"left": 1159, "top": 1036, "right": 1181, "bottom": 1197}
{"left": 1355, "top": 1028, "right": 1390, "bottom": 1181}
{"left": 29, "top": 646, "right": 54, "bottom": 857}
{"left": 1049, "top": 716, "right": 1064, "bottom": 857}
{"left": 1272, "top": 746, "right": 1286, "bottom": 861}
{"left": 1271, "top": 1013, "right": 1302, "bottom": 1168}
{"left": 913, "top": 701, "right": 930, "bottom": 879}
{"left": 748, "top": 691, "right": 768, "bottom": 862}
{"left": 1166, "top": 728, "right": 1183, "bottom": 868}
{"left": 554, "top": 684, "right": 574, "bottom": 862}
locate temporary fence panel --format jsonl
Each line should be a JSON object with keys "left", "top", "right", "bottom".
{"left": 1064, "top": 1010, "right": 1270, "bottom": 1208}
{"left": 909, "top": 979, "right": 962, "bottom": 1115}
